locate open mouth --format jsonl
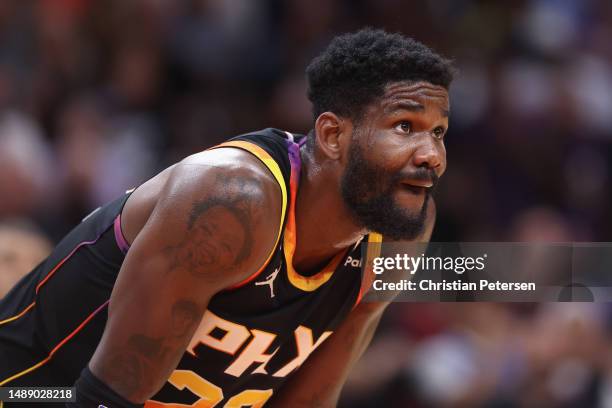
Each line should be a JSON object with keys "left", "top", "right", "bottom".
{"left": 399, "top": 183, "right": 426, "bottom": 195}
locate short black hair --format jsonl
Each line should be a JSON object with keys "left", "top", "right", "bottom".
{"left": 306, "top": 28, "right": 455, "bottom": 122}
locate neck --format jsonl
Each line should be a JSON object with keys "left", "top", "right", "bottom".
{"left": 292, "top": 146, "right": 367, "bottom": 273}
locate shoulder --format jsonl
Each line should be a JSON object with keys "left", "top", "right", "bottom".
{"left": 132, "top": 147, "right": 284, "bottom": 290}
{"left": 163, "top": 147, "right": 282, "bottom": 218}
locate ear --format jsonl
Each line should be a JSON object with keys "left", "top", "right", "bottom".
{"left": 313, "top": 112, "right": 351, "bottom": 160}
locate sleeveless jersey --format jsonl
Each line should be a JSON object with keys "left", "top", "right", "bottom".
{"left": 0, "top": 128, "right": 381, "bottom": 407}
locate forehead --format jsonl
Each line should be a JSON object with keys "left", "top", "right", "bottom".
{"left": 376, "top": 81, "right": 450, "bottom": 114}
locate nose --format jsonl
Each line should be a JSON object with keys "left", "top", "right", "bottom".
{"left": 412, "top": 137, "right": 443, "bottom": 170}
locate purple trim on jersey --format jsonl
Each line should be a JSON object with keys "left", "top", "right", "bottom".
{"left": 113, "top": 214, "right": 130, "bottom": 255}
{"left": 286, "top": 139, "right": 303, "bottom": 184}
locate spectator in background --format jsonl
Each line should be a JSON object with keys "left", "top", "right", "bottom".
{"left": 0, "top": 220, "right": 51, "bottom": 298}
{"left": 0, "top": 111, "right": 55, "bottom": 220}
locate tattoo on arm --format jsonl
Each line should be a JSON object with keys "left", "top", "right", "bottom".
{"left": 96, "top": 171, "right": 273, "bottom": 400}
{"left": 166, "top": 174, "right": 265, "bottom": 280}
{"left": 99, "top": 299, "right": 202, "bottom": 399}
{"left": 172, "top": 300, "right": 201, "bottom": 338}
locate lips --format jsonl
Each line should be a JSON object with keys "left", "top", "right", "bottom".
{"left": 399, "top": 183, "right": 426, "bottom": 195}
{"left": 402, "top": 178, "right": 434, "bottom": 188}
{"left": 400, "top": 176, "right": 435, "bottom": 193}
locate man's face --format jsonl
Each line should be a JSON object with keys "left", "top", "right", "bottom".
{"left": 341, "top": 81, "right": 449, "bottom": 240}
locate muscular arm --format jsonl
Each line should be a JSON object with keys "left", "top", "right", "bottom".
{"left": 268, "top": 302, "right": 387, "bottom": 408}
{"left": 87, "top": 150, "right": 281, "bottom": 403}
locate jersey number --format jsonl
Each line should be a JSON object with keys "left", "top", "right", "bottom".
{"left": 146, "top": 370, "right": 273, "bottom": 408}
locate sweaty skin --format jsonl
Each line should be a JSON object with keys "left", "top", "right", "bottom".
{"left": 293, "top": 80, "right": 448, "bottom": 268}
{"left": 90, "top": 149, "right": 282, "bottom": 401}
{"left": 268, "top": 81, "right": 447, "bottom": 407}
{"left": 88, "top": 80, "right": 449, "bottom": 405}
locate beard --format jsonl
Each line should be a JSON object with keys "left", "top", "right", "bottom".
{"left": 340, "top": 139, "right": 437, "bottom": 241}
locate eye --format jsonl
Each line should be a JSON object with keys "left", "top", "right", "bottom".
{"left": 394, "top": 121, "right": 412, "bottom": 134}
{"left": 432, "top": 126, "right": 446, "bottom": 140}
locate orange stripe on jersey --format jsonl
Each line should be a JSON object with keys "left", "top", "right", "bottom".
{"left": 355, "top": 233, "right": 383, "bottom": 305}
{"left": 0, "top": 299, "right": 109, "bottom": 386}
{"left": 0, "top": 235, "right": 105, "bottom": 328}
{"left": 281, "top": 140, "right": 349, "bottom": 292}
{"left": 0, "top": 302, "right": 36, "bottom": 326}
{"left": 208, "top": 141, "right": 289, "bottom": 290}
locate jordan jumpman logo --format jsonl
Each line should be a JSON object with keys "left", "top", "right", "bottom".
{"left": 255, "top": 267, "right": 280, "bottom": 298}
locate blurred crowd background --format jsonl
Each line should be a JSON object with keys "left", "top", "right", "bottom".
{"left": 1, "top": 0, "right": 612, "bottom": 406}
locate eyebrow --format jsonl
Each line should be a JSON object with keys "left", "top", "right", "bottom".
{"left": 384, "top": 102, "right": 450, "bottom": 118}
{"left": 384, "top": 101, "right": 425, "bottom": 114}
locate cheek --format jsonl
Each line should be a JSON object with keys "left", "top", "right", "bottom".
{"left": 438, "top": 144, "right": 448, "bottom": 176}
{"left": 370, "top": 139, "right": 414, "bottom": 172}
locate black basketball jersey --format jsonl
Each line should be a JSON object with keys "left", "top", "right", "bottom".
{"left": 0, "top": 128, "right": 381, "bottom": 407}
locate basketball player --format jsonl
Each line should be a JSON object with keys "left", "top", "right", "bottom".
{"left": 0, "top": 29, "right": 453, "bottom": 407}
